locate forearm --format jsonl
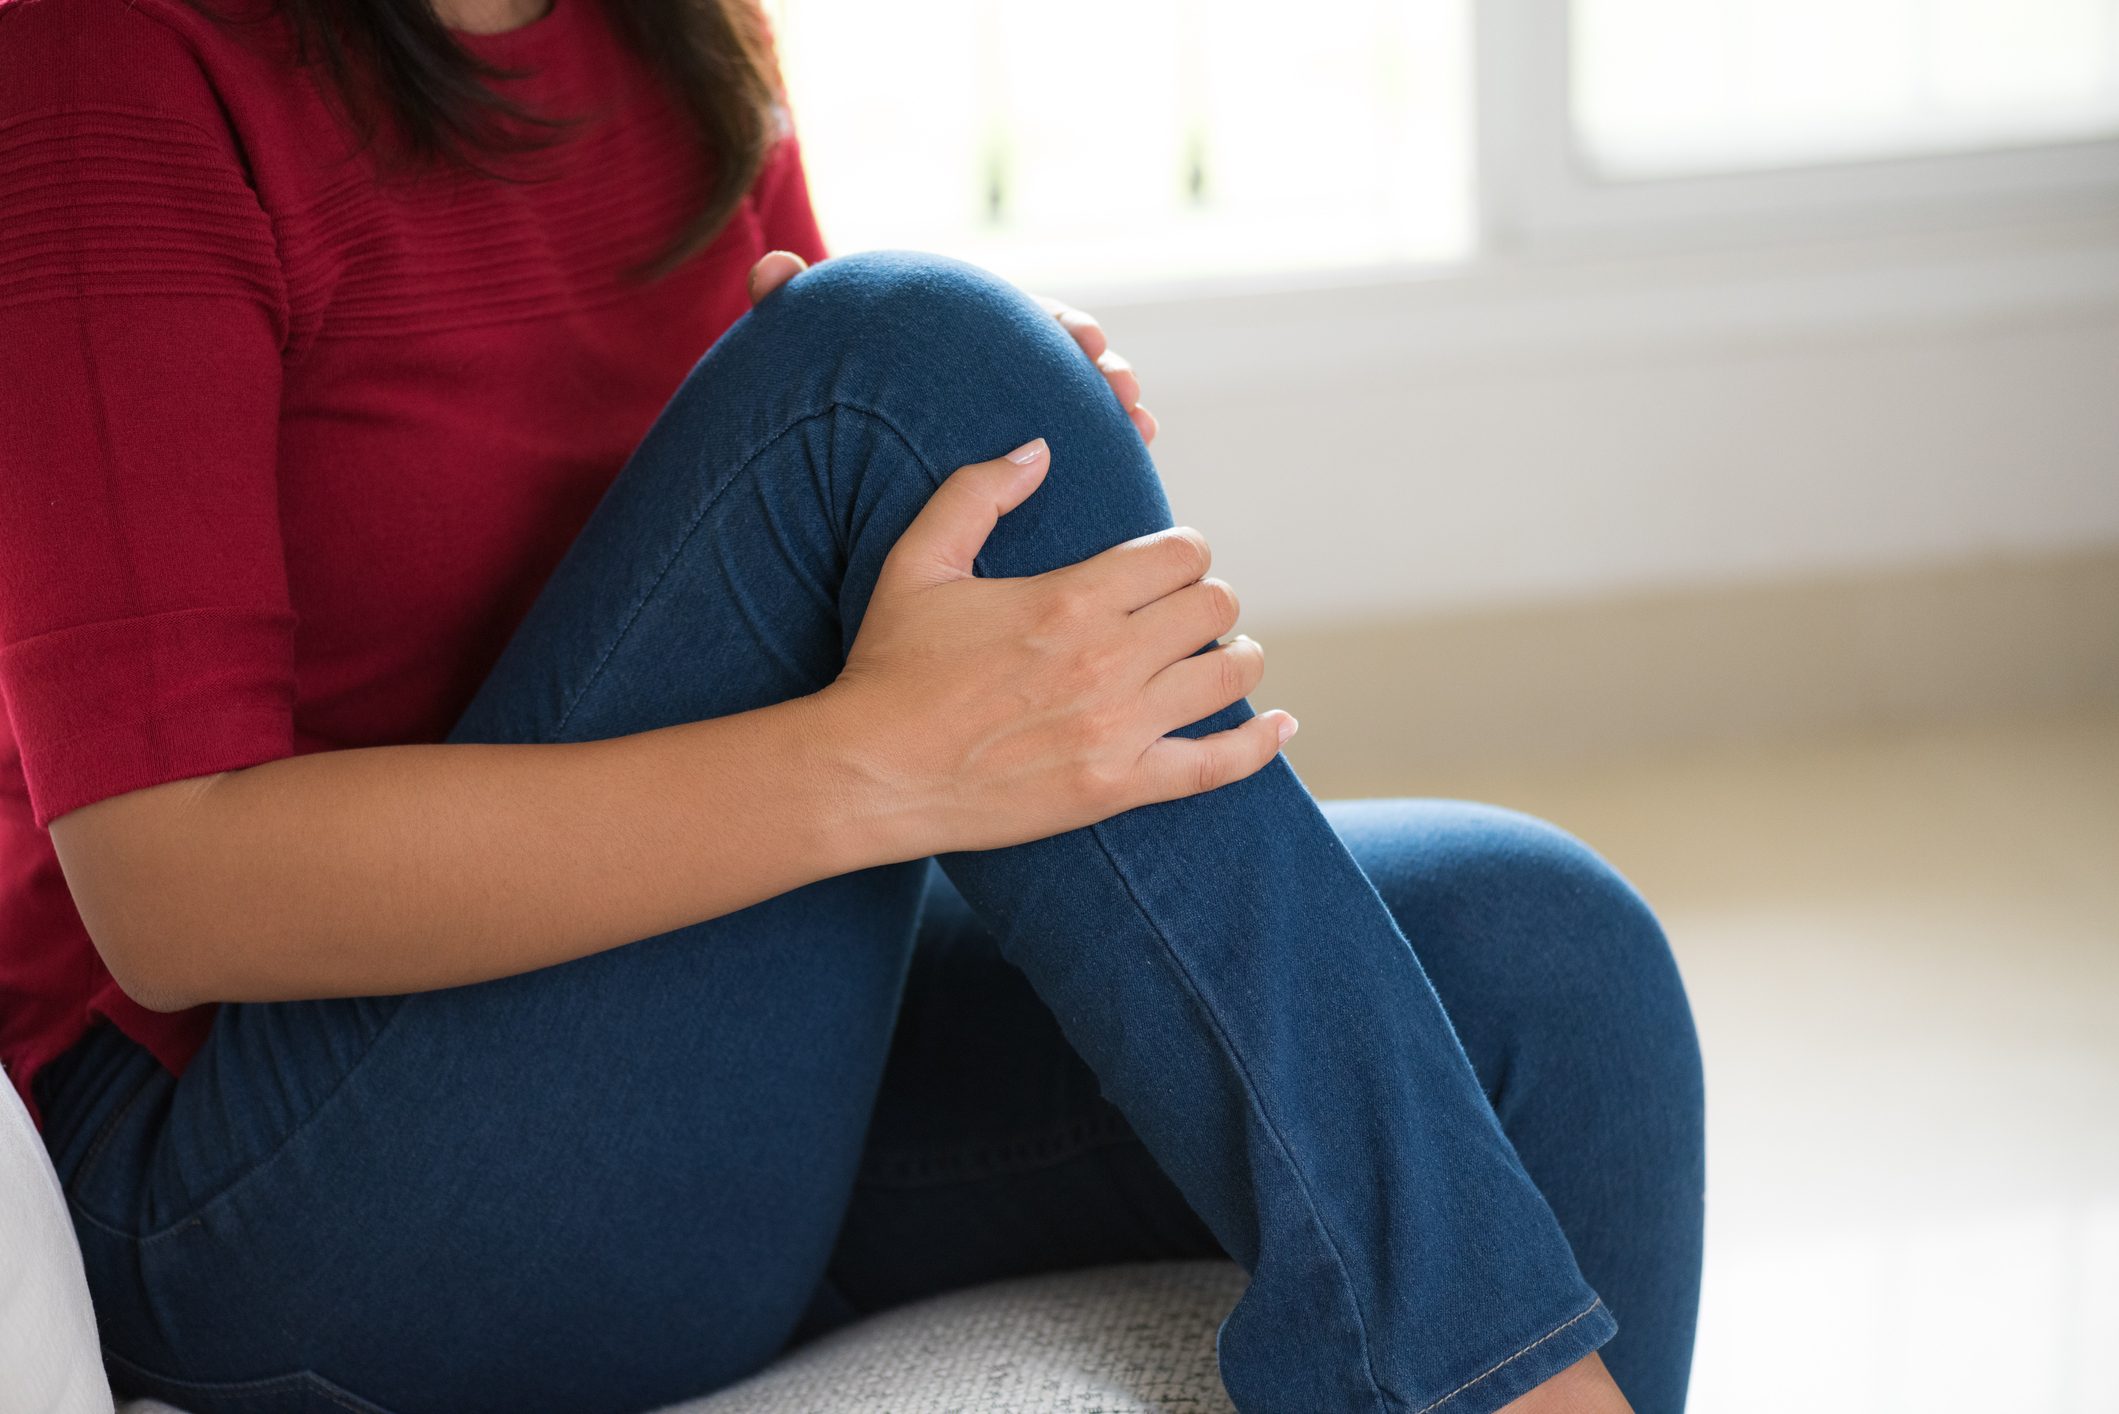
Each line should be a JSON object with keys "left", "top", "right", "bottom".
{"left": 52, "top": 690, "right": 915, "bottom": 1011}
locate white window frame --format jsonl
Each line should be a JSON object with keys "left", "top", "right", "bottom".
{"left": 1473, "top": 0, "right": 2119, "bottom": 257}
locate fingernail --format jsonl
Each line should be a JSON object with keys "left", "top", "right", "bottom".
{"left": 1005, "top": 438, "right": 1048, "bottom": 466}
{"left": 1275, "top": 713, "right": 1299, "bottom": 745}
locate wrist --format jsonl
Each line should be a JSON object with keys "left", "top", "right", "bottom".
{"left": 790, "top": 680, "right": 952, "bottom": 871}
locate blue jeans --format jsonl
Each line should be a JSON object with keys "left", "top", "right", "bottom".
{"left": 36, "top": 253, "right": 1704, "bottom": 1414}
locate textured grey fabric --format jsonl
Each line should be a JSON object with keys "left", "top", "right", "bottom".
{"left": 680, "top": 1262, "right": 1244, "bottom": 1414}
{"left": 117, "top": 1261, "right": 1246, "bottom": 1414}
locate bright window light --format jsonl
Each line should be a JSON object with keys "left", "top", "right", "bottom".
{"left": 1572, "top": 0, "right": 2119, "bottom": 178}
{"left": 765, "top": 0, "right": 1474, "bottom": 290}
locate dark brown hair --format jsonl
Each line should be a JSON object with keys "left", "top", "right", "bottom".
{"left": 276, "top": 0, "right": 781, "bottom": 274}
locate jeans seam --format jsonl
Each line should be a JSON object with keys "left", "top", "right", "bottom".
{"left": 60, "top": 1069, "right": 161, "bottom": 1210}
{"left": 70, "top": 998, "right": 415, "bottom": 1248}
{"left": 548, "top": 399, "right": 938, "bottom": 742}
{"left": 1411, "top": 1297, "right": 1607, "bottom": 1414}
{"left": 102, "top": 1348, "right": 395, "bottom": 1414}
{"left": 1085, "top": 819, "right": 1396, "bottom": 1413}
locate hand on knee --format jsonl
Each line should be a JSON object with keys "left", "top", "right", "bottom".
{"left": 814, "top": 435, "right": 1297, "bottom": 861}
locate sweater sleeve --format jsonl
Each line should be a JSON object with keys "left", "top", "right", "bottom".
{"left": 0, "top": 0, "right": 298, "bottom": 828}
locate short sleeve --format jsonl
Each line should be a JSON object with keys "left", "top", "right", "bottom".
{"left": 0, "top": 0, "right": 297, "bottom": 828}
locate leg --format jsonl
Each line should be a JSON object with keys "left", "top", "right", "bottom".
{"left": 814, "top": 804, "right": 1704, "bottom": 1414}
{"left": 598, "top": 251, "right": 1615, "bottom": 1409}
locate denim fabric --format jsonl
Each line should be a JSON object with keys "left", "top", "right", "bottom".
{"left": 37, "top": 252, "right": 1704, "bottom": 1414}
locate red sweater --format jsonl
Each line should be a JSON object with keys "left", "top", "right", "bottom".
{"left": 0, "top": 0, "right": 828, "bottom": 1126}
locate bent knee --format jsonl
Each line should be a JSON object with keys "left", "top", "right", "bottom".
{"left": 1343, "top": 800, "right": 1665, "bottom": 958}
{"left": 759, "top": 249, "right": 1067, "bottom": 366}
{"left": 1339, "top": 799, "right": 1702, "bottom": 1087}
{"left": 712, "top": 249, "right": 1159, "bottom": 546}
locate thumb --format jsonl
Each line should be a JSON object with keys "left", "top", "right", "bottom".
{"left": 882, "top": 438, "right": 1050, "bottom": 585}
{"left": 747, "top": 249, "right": 810, "bottom": 304}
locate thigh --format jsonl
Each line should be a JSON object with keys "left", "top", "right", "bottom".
{"left": 64, "top": 858, "right": 929, "bottom": 1414}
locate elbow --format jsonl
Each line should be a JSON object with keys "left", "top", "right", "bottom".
{"left": 121, "top": 983, "right": 204, "bottom": 1016}
{"left": 57, "top": 865, "right": 213, "bottom": 1012}
{"left": 121, "top": 974, "right": 209, "bottom": 1016}
{"left": 89, "top": 920, "right": 212, "bottom": 1014}
{"left": 50, "top": 781, "right": 229, "bottom": 1013}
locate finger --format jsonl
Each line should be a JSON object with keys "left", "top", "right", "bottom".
{"left": 747, "top": 250, "right": 810, "bottom": 304}
{"left": 1057, "top": 525, "right": 1212, "bottom": 612}
{"left": 1133, "top": 711, "right": 1297, "bottom": 805}
{"left": 1129, "top": 576, "right": 1241, "bottom": 666}
{"left": 880, "top": 438, "right": 1049, "bottom": 586}
{"left": 1038, "top": 296, "right": 1110, "bottom": 361}
{"left": 1129, "top": 404, "right": 1159, "bottom": 444}
{"left": 1140, "top": 636, "right": 1265, "bottom": 734}
{"left": 1097, "top": 349, "right": 1141, "bottom": 410}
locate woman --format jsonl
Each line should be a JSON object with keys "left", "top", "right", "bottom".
{"left": 0, "top": 0, "right": 1704, "bottom": 1409}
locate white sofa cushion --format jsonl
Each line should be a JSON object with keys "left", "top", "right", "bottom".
{"left": 0, "top": 1065, "right": 119, "bottom": 1414}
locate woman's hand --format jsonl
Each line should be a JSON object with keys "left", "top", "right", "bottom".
{"left": 815, "top": 437, "right": 1294, "bottom": 857}
{"left": 748, "top": 252, "right": 1157, "bottom": 443}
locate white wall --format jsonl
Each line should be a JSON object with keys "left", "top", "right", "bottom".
{"left": 1089, "top": 209, "right": 2119, "bottom": 628}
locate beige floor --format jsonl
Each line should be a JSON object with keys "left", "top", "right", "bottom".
{"left": 1306, "top": 713, "right": 2119, "bottom": 1414}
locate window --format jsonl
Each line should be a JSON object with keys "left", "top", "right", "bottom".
{"left": 766, "top": 0, "right": 2119, "bottom": 286}
{"left": 764, "top": 0, "right": 1473, "bottom": 289}
{"left": 1573, "top": 0, "right": 2119, "bottom": 177}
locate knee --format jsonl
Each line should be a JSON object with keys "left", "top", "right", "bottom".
{"left": 755, "top": 249, "right": 1083, "bottom": 386}
{"left": 778, "top": 248, "right": 1018, "bottom": 315}
{"left": 1350, "top": 801, "right": 1704, "bottom": 1110}
{"left": 718, "top": 249, "right": 1163, "bottom": 567}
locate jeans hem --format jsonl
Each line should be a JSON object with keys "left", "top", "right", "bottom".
{"left": 1412, "top": 1295, "right": 1618, "bottom": 1414}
